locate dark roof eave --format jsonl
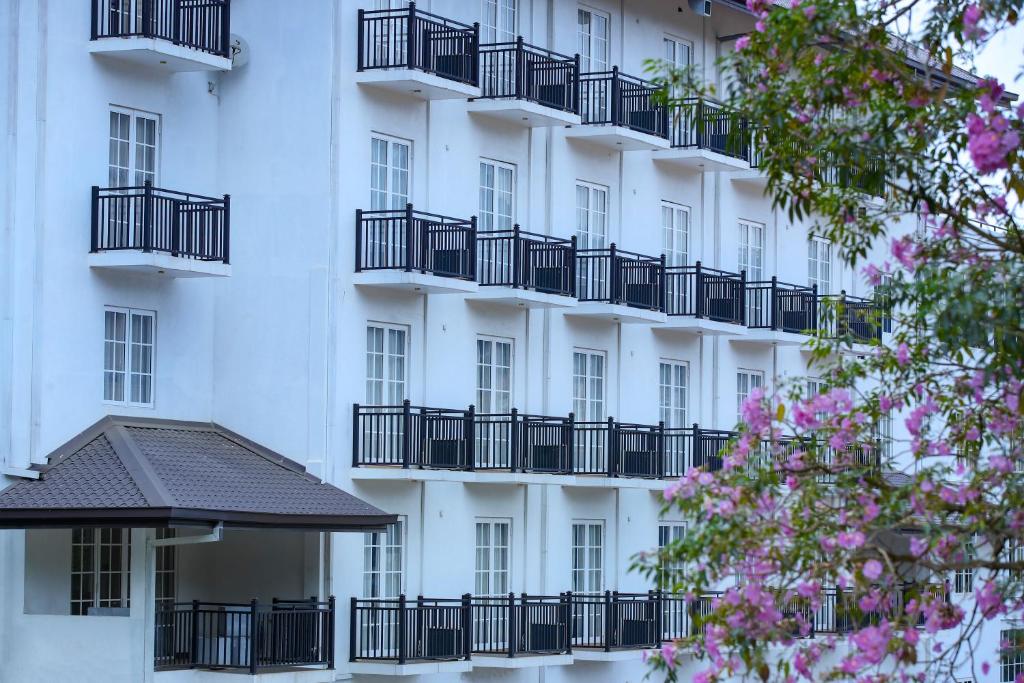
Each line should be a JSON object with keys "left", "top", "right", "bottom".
{"left": 0, "top": 506, "right": 398, "bottom": 532}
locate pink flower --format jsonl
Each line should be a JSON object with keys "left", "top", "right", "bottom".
{"left": 862, "top": 559, "right": 883, "bottom": 581}
{"left": 735, "top": 35, "right": 750, "bottom": 51}
{"left": 963, "top": 4, "right": 986, "bottom": 40}
{"left": 891, "top": 237, "right": 918, "bottom": 270}
{"left": 967, "top": 106, "right": 1019, "bottom": 175}
{"left": 896, "top": 343, "right": 910, "bottom": 367}
{"left": 803, "top": 4, "right": 816, "bottom": 19}
{"left": 910, "top": 537, "right": 928, "bottom": 557}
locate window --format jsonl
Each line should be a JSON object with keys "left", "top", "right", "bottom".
{"left": 154, "top": 529, "right": 176, "bottom": 608}
{"left": 577, "top": 7, "right": 609, "bottom": 72}
{"left": 370, "top": 135, "right": 410, "bottom": 211}
{"left": 661, "top": 202, "right": 690, "bottom": 267}
{"left": 953, "top": 537, "right": 975, "bottom": 594}
{"left": 1001, "top": 629, "right": 1024, "bottom": 683}
{"left": 475, "top": 519, "right": 511, "bottom": 596}
{"left": 365, "top": 324, "right": 408, "bottom": 405}
{"left": 736, "top": 369, "right": 765, "bottom": 421}
{"left": 658, "top": 523, "right": 686, "bottom": 587}
{"left": 878, "top": 410, "right": 894, "bottom": 460}
{"left": 476, "top": 338, "right": 513, "bottom": 467}
{"left": 573, "top": 350, "right": 605, "bottom": 421}
{"left": 109, "top": 108, "right": 159, "bottom": 188}
{"left": 738, "top": 220, "right": 765, "bottom": 281}
{"left": 808, "top": 237, "right": 832, "bottom": 293}
{"left": 575, "top": 182, "right": 608, "bottom": 249}
{"left": 571, "top": 521, "right": 604, "bottom": 593}
{"left": 664, "top": 36, "right": 692, "bottom": 73}
{"left": 104, "top": 308, "right": 155, "bottom": 407}
{"left": 71, "top": 528, "right": 131, "bottom": 616}
{"left": 659, "top": 361, "right": 688, "bottom": 428}
{"left": 481, "top": 0, "right": 516, "bottom": 43}
{"left": 363, "top": 520, "right": 405, "bottom": 599}
{"left": 479, "top": 160, "right": 515, "bottom": 232}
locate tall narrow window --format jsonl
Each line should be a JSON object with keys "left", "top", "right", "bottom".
{"left": 365, "top": 324, "right": 408, "bottom": 405}
{"left": 571, "top": 521, "right": 604, "bottom": 593}
{"left": 663, "top": 36, "right": 692, "bottom": 111}
{"left": 573, "top": 350, "right": 606, "bottom": 421}
{"left": 363, "top": 520, "right": 405, "bottom": 599}
{"left": 475, "top": 519, "right": 511, "bottom": 596}
{"left": 577, "top": 7, "right": 609, "bottom": 72}
{"left": 736, "top": 369, "right": 765, "bottom": 421}
{"left": 109, "top": 108, "right": 159, "bottom": 187}
{"left": 370, "top": 135, "right": 411, "bottom": 211}
{"left": 1001, "top": 629, "right": 1024, "bottom": 683}
{"left": 476, "top": 338, "right": 513, "bottom": 467}
{"left": 481, "top": 0, "right": 516, "bottom": 43}
{"left": 104, "top": 308, "right": 155, "bottom": 407}
{"left": 659, "top": 361, "right": 688, "bottom": 429}
{"left": 808, "top": 237, "right": 832, "bottom": 293}
{"left": 662, "top": 202, "right": 690, "bottom": 267}
{"left": 953, "top": 536, "right": 976, "bottom": 594}
{"left": 154, "top": 529, "right": 176, "bottom": 608}
{"left": 71, "top": 528, "right": 131, "bottom": 615}
{"left": 658, "top": 523, "right": 686, "bottom": 634}
{"left": 479, "top": 160, "right": 515, "bottom": 232}
{"left": 575, "top": 182, "right": 608, "bottom": 249}
{"left": 657, "top": 523, "right": 686, "bottom": 587}
{"left": 738, "top": 220, "right": 765, "bottom": 281}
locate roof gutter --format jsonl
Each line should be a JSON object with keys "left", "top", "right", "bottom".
{"left": 150, "top": 521, "right": 224, "bottom": 547}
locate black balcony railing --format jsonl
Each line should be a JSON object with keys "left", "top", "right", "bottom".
{"left": 477, "top": 227, "right": 576, "bottom": 297}
{"left": 356, "top": 205, "right": 477, "bottom": 280}
{"left": 350, "top": 595, "right": 471, "bottom": 663}
{"left": 669, "top": 98, "right": 751, "bottom": 161}
{"left": 665, "top": 262, "right": 746, "bottom": 325}
{"left": 748, "top": 136, "right": 888, "bottom": 198}
{"left": 91, "top": 183, "right": 230, "bottom": 263}
{"left": 819, "top": 292, "right": 884, "bottom": 343}
{"left": 154, "top": 598, "right": 334, "bottom": 673}
{"left": 353, "top": 403, "right": 475, "bottom": 469}
{"left": 471, "top": 594, "right": 572, "bottom": 657}
{"left": 91, "top": 0, "right": 230, "bottom": 57}
{"left": 746, "top": 279, "right": 819, "bottom": 334}
{"left": 479, "top": 38, "right": 580, "bottom": 113}
{"left": 579, "top": 68, "right": 669, "bottom": 138}
{"left": 577, "top": 245, "right": 666, "bottom": 311}
{"left": 357, "top": 3, "right": 479, "bottom": 86}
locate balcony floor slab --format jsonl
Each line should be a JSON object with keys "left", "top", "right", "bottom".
{"left": 88, "top": 38, "right": 232, "bottom": 72}
{"left": 566, "top": 303, "right": 667, "bottom": 324}
{"left": 352, "top": 271, "right": 479, "bottom": 294}
{"left": 653, "top": 147, "right": 750, "bottom": 172}
{"left": 564, "top": 125, "right": 671, "bottom": 151}
{"left": 571, "top": 648, "right": 652, "bottom": 662}
{"left": 732, "top": 329, "right": 809, "bottom": 346}
{"left": 467, "top": 99, "right": 582, "bottom": 127}
{"left": 472, "top": 654, "right": 575, "bottom": 668}
{"left": 355, "top": 70, "right": 480, "bottom": 100}
{"left": 350, "top": 467, "right": 669, "bottom": 490}
{"left": 659, "top": 317, "right": 748, "bottom": 336}
{"left": 155, "top": 668, "right": 334, "bottom": 682}
{"left": 467, "top": 287, "right": 578, "bottom": 309}
{"left": 88, "top": 252, "right": 231, "bottom": 278}
{"left": 350, "top": 661, "right": 473, "bottom": 676}
{"left": 731, "top": 168, "right": 770, "bottom": 188}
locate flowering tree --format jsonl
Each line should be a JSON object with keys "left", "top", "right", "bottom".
{"left": 636, "top": 0, "right": 1024, "bottom": 680}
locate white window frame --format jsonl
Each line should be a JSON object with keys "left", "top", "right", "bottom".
{"left": 365, "top": 323, "right": 409, "bottom": 405}
{"left": 659, "top": 360, "right": 688, "bottom": 429}
{"left": 363, "top": 518, "right": 406, "bottom": 599}
{"left": 575, "top": 181, "right": 609, "bottom": 250}
{"left": 808, "top": 236, "right": 832, "bottom": 294}
{"left": 103, "top": 307, "right": 155, "bottom": 408}
{"left": 108, "top": 106, "right": 160, "bottom": 187}
{"left": 370, "top": 134, "right": 411, "bottom": 211}
{"left": 476, "top": 336, "right": 514, "bottom": 413}
{"left": 661, "top": 201, "right": 690, "bottom": 268}
{"left": 71, "top": 528, "right": 131, "bottom": 616}
{"left": 479, "top": 159, "right": 516, "bottom": 233}
{"left": 736, "top": 369, "right": 765, "bottom": 421}
{"left": 475, "top": 518, "right": 512, "bottom": 597}
{"left": 481, "top": 0, "right": 517, "bottom": 43}
{"left": 737, "top": 219, "right": 765, "bottom": 281}
{"left": 1001, "top": 629, "right": 1024, "bottom": 683}
{"left": 577, "top": 6, "right": 610, "bottom": 72}
{"left": 571, "top": 520, "right": 605, "bottom": 593}
{"left": 573, "top": 349, "right": 606, "bottom": 422}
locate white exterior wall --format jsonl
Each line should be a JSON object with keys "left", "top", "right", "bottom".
{"left": 0, "top": 1, "right": 1002, "bottom": 682}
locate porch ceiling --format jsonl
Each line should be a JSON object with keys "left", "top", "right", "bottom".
{"left": 0, "top": 416, "right": 396, "bottom": 531}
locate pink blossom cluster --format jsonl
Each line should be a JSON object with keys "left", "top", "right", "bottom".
{"left": 967, "top": 80, "right": 1020, "bottom": 174}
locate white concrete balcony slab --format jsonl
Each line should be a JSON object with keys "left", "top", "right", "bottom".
{"left": 88, "top": 251, "right": 231, "bottom": 278}
{"left": 349, "top": 661, "right": 473, "bottom": 676}
{"left": 88, "top": 38, "right": 232, "bottom": 72}
{"left": 566, "top": 302, "right": 667, "bottom": 324}
{"left": 564, "top": 125, "right": 671, "bottom": 152}
{"left": 468, "top": 98, "right": 582, "bottom": 127}
{"left": 472, "top": 654, "right": 575, "bottom": 668}
{"left": 653, "top": 147, "right": 751, "bottom": 172}
{"left": 468, "top": 287, "right": 578, "bottom": 309}
{"left": 732, "top": 329, "right": 810, "bottom": 347}
{"left": 350, "top": 467, "right": 668, "bottom": 490}
{"left": 355, "top": 69, "right": 480, "bottom": 101}
{"left": 731, "top": 168, "right": 770, "bottom": 188}
{"left": 155, "top": 668, "right": 334, "bottom": 682}
{"left": 572, "top": 649, "right": 651, "bottom": 662}
{"left": 659, "top": 316, "right": 748, "bottom": 336}
{"left": 352, "top": 270, "right": 479, "bottom": 294}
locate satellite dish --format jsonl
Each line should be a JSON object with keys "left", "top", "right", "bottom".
{"left": 229, "top": 34, "right": 250, "bottom": 68}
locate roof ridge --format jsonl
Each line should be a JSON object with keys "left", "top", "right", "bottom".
{"left": 104, "top": 424, "right": 175, "bottom": 508}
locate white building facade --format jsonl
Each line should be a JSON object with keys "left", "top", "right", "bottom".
{"left": 0, "top": 1, "right": 1008, "bottom": 682}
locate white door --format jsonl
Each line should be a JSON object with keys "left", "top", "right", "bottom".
{"left": 807, "top": 237, "right": 832, "bottom": 294}
{"left": 364, "top": 324, "right": 408, "bottom": 463}
{"left": 573, "top": 350, "right": 606, "bottom": 471}
{"left": 578, "top": 7, "right": 610, "bottom": 119}
{"left": 481, "top": 0, "right": 516, "bottom": 43}
{"left": 662, "top": 202, "right": 689, "bottom": 267}
{"left": 476, "top": 338, "right": 513, "bottom": 467}
{"left": 107, "top": 108, "right": 159, "bottom": 248}
{"left": 576, "top": 183, "right": 609, "bottom": 299}
{"left": 736, "top": 369, "right": 765, "bottom": 422}
{"left": 370, "top": 135, "right": 410, "bottom": 211}
{"left": 660, "top": 361, "right": 688, "bottom": 472}
{"left": 739, "top": 220, "right": 766, "bottom": 323}
{"left": 663, "top": 36, "right": 692, "bottom": 139}
{"left": 658, "top": 524, "right": 686, "bottom": 637}
{"left": 571, "top": 521, "right": 604, "bottom": 640}
{"left": 362, "top": 520, "right": 405, "bottom": 657}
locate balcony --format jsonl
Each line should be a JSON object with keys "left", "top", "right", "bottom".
{"left": 742, "top": 140, "right": 889, "bottom": 199}
{"left": 738, "top": 278, "right": 819, "bottom": 345}
{"left": 356, "top": 3, "right": 480, "bottom": 100}
{"left": 351, "top": 402, "right": 739, "bottom": 485}
{"left": 156, "top": 598, "right": 335, "bottom": 674}
{"left": 654, "top": 99, "right": 753, "bottom": 172}
{"left": 661, "top": 263, "right": 748, "bottom": 336}
{"left": 819, "top": 291, "right": 888, "bottom": 348}
{"left": 350, "top": 591, "right": 675, "bottom": 673}
{"left": 353, "top": 206, "right": 478, "bottom": 294}
{"left": 564, "top": 68, "right": 671, "bottom": 151}
{"left": 468, "top": 39, "right": 581, "bottom": 127}
{"left": 571, "top": 246, "right": 667, "bottom": 323}
{"left": 469, "top": 228, "right": 577, "bottom": 308}
{"left": 88, "top": 183, "right": 230, "bottom": 277}
{"left": 88, "top": 0, "right": 232, "bottom": 72}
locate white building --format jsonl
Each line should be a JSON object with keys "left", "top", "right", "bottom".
{"left": 0, "top": 1, "right": 1010, "bottom": 682}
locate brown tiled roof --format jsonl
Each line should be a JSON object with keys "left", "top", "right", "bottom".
{"left": 0, "top": 416, "right": 395, "bottom": 531}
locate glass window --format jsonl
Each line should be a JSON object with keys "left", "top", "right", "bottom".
{"left": 475, "top": 519, "right": 511, "bottom": 596}
{"left": 104, "top": 308, "right": 154, "bottom": 406}
{"left": 365, "top": 324, "right": 408, "bottom": 405}
{"left": 1001, "top": 629, "right": 1024, "bottom": 683}
{"left": 736, "top": 369, "right": 765, "bottom": 421}
{"left": 662, "top": 202, "right": 690, "bottom": 267}
{"left": 479, "top": 160, "right": 515, "bottom": 232}
{"left": 71, "top": 528, "right": 131, "bottom": 615}
{"left": 481, "top": 0, "right": 516, "bottom": 43}
{"left": 363, "top": 520, "right": 405, "bottom": 599}
{"left": 370, "top": 135, "right": 411, "bottom": 211}
{"left": 108, "top": 108, "right": 159, "bottom": 187}
{"left": 577, "top": 7, "right": 609, "bottom": 72}
{"left": 808, "top": 237, "right": 832, "bottom": 293}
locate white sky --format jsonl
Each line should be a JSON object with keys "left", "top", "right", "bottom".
{"left": 975, "top": 21, "right": 1024, "bottom": 93}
